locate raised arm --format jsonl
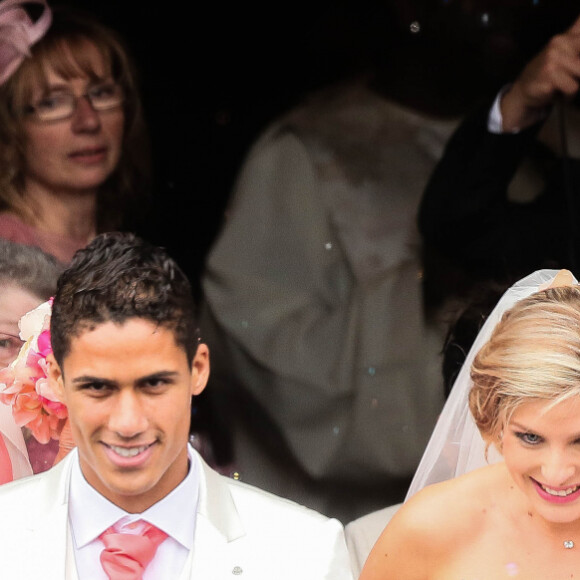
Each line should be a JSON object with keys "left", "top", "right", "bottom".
{"left": 501, "top": 15, "right": 580, "bottom": 132}
{"left": 419, "top": 16, "right": 580, "bottom": 281}
{"left": 418, "top": 102, "right": 546, "bottom": 279}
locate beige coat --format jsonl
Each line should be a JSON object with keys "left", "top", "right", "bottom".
{"left": 201, "top": 83, "right": 459, "bottom": 520}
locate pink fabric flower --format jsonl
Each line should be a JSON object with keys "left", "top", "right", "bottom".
{"left": 0, "top": 300, "right": 67, "bottom": 444}
{"left": 36, "top": 330, "right": 52, "bottom": 358}
{"left": 0, "top": 0, "right": 52, "bottom": 85}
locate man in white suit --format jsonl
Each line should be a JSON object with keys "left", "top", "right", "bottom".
{"left": 0, "top": 232, "right": 352, "bottom": 579}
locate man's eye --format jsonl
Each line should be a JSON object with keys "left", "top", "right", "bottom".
{"left": 81, "top": 383, "right": 111, "bottom": 394}
{"left": 145, "top": 378, "right": 168, "bottom": 388}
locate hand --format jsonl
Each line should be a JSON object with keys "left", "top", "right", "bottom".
{"left": 53, "top": 418, "right": 75, "bottom": 465}
{"left": 501, "top": 15, "right": 580, "bottom": 132}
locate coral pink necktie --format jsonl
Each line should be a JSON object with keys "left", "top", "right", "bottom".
{"left": 99, "top": 520, "right": 168, "bottom": 580}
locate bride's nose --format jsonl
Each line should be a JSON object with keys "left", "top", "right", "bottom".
{"left": 540, "top": 451, "right": 576, "bottom": 486}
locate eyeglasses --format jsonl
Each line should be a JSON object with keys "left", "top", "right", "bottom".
{"left": 0, "top": 332, "right": 25, "bottom": 368}
{"left": 25, "top": 82, "right": 125, "bottom": 122}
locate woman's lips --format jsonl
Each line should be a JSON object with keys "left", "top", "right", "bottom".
{"left": 68, "top": 146, "right": 107, "bottom": 164}
{"left": 532, "top": 478, "right": 580, "bottom": 504}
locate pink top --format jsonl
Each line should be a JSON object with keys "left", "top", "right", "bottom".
{"left": 0, "top": 434, "right": 13, "bottom": 484}
{"left": 0, "top": 213, "right": 88, "bottom": 263}
{"left": 25, "top": 436, "right": 58, "bottom": 475}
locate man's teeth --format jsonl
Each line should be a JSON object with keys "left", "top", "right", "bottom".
{"left": 541, "top": 484, "right": 579, "bottom": 497}
{"left": 110, "top": 445, "right": 148, "bottom": 457}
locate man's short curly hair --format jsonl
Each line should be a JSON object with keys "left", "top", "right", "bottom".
{"left": 50, "top": 232, "right": 198, "bottom": 367}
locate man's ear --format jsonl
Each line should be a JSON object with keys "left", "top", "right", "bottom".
{"left": 46, "top": 353, "right": 66, "bottom": 403}
{"left": 191, "top": 343, "right": 210, "bottom": 396}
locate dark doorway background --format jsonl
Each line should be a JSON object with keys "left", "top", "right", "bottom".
{"left": 57, "top": 0, "right": 580, "bottom": 291}
{"left": 46, "top": 0, "right": 580, "bottom": 472}
{"left": 56, "top": 0, "right": 362, "bottom": 289}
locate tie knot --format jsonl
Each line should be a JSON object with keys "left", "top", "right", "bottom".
{"left": 99, "top": 520, "right": 168, "bottom": 580}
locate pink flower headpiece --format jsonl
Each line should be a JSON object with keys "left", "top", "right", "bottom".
{"left": 0, "top": 299, "right": 67, "bottom": 444}
{"left": 0, "top": 0, "right": 52, "bottom": 85}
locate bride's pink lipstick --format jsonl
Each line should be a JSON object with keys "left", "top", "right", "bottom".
{"left": 532, "top": 478, "right": 580, "bottom": 504}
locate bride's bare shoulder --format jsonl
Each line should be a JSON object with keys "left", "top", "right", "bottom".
{"left": 399, "top": 465, "right": 497, "bottom": 537}
{"left": 411, "top": 463, "right": 502, "bottom": 522}
{"left": 360, "top": 464, "right": 506, "bottom": 580}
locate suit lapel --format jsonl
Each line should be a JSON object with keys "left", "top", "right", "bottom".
{"left": 189, "top": 455, "right": 247, "bottom": 578}
{"left": 17, "top": 453, "right": 75, "bottom": 579}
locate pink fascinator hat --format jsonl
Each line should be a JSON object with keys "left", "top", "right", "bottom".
{"left": 0, "top": 0, "right": 52, "bottom": 85}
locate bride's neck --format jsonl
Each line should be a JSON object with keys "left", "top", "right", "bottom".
{"left": 516, "top": 497, "right": 580, "bottom": 548}
{"left": 535, "top": 516, "right": 580, "bottom": 542}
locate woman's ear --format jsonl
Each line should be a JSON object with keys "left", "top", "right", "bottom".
{"left": 46, "top": 353, "right": 65, "bottom": 403}
{"left": 190, "top": 343, "right": 210, "bottom": 396}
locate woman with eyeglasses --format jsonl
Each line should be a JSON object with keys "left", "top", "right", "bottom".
{"left": 0, "top": 0, "right": 149, "bottom": 263}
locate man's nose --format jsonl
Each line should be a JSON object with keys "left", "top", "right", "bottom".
{"left": 107, "top": 391, "right": 148, "bottom": 438}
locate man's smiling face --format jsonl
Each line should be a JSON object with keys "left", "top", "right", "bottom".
{"left": 49, "top": 318, "right": 209, "bottom": 513}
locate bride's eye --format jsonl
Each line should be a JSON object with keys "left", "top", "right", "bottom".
{"left": 515, "top": 431, "right": 542, "bottom": 445}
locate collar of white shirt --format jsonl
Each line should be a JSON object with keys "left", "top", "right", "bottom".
{"left": 69, "top": 444, "right": 200, "bottom": 579}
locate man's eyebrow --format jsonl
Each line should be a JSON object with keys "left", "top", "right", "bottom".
{"left": 71, "top": 376, "right": 117, "bottom": 386}
{"left": 71, "top": 371, "right": 180, "bottom": 387}
{"left": 137, "top": 371, "right": 180, "bottom": 383}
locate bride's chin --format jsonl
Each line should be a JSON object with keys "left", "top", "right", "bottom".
{"left": 527, "top": 495, "right": 580, "bottom": 525}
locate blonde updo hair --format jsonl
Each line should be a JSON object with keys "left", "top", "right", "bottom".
{"left": 469, "top": 285, "right": 580, "bottom": 448}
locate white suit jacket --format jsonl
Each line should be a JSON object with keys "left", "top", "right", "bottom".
{"left": 0, "top": 449, "right": 353, "bottom": 579}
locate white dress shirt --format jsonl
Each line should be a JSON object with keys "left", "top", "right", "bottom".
{"left": 68, "top": 445, "right": 200, "bottom": 579}
{"left": 487, "top": 86, "right": 510, "bottom": 134}
{"left": 488, "top": 84, "right": 549, "bottom": 134}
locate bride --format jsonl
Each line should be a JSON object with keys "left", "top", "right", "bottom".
{"left": 360, "top": 268, "right": 580, "bottom": 579}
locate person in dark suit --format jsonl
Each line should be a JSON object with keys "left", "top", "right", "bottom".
{"left": 420, "top": 10, "right": 580, "bottom": 297}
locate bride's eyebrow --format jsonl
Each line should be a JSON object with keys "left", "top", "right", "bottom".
{"left": 509, "top": 421, "right": 537, "bottom": 432}
{"left": 510, "top": 420, "right": 580, "bottom": 442}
